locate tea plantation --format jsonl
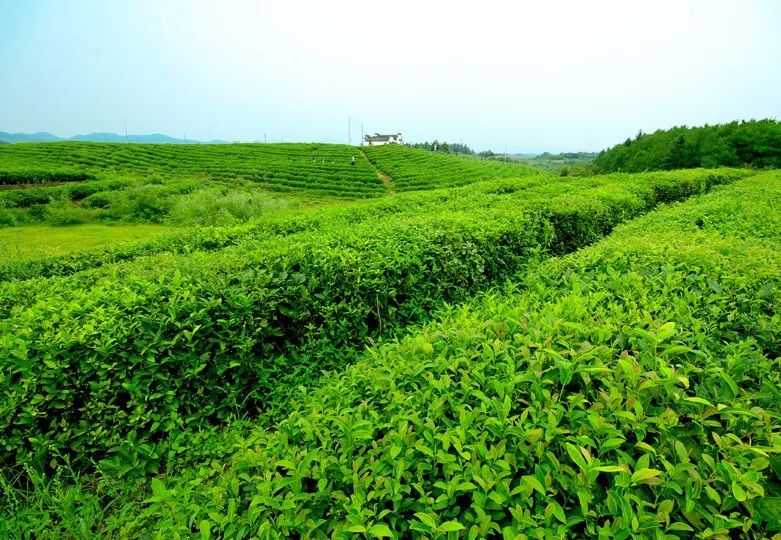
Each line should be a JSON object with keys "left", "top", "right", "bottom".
{"left": 362, "top": 145, "right": 538, "bottom": 191}
{"left": 120, "top": 172, "right": 781, "bottom": 538}
{"left": 0, "top": 143, "right": 540, "bottom": 229}
{"left": 0, "top": 142, "right": 385, "bottom": 197}
{"left": 0, "top": 142, "right": 778, "bottom": 539}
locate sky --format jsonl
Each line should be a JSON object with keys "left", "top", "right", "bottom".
{"left": 1, "top": 0, "right": 779, "bottom": 153}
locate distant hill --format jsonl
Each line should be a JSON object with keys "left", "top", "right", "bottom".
{"left": 0, "top": 131, "right": 64, "bottom": 143}
{"left": 70, "top": 132, "right": 180, "bottom": 144}
{"left": 0, "top": 131, "right": 228, "bottom": 144}
{"left": 595, "top": 119, "right": 781, "bottom": 172}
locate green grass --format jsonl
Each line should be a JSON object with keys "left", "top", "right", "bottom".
{"left": 0, "top": 223, "right": 171, "bottom": 261}
{"left": 2, "top": 172, "right": 778, "bottom": 538}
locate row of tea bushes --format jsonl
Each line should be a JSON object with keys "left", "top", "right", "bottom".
{"left": 363, "top": 145, "right": 537, "bottom": 191}
{"left": 0, "top": 169, "right": 752, "bottom": 477}
{"left": 0, "top": 168, "right": 95, "bottom": 185}
{"left": 124, "top": 172, "right": 781, "bottom": 538}
{"left": 0, "top": 169, "right": 748, "bottom": 285}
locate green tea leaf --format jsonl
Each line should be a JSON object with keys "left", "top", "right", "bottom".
{"left": 631, "top": 468, "right": 662, "bottom": 484}
{"left": 438, "top": 521, "right": 466, "bottom": 533}
{"left": 368, "top": 523, "right": 394, "bottom": 538}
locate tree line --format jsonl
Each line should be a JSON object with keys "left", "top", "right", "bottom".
{"left": 406, "top": 140, "right": 484, "bottom": 155}
{"left": 595, "top": 119, "right": 781, "bottom": 172}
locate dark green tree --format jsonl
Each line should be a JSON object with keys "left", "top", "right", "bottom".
{"left": 662, "top": 135, "right": 687, "bottom": 170}
{"left": 595, "top": 119, "right": 781, "bottom": 172}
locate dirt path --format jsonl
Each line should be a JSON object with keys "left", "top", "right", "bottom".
{"left": 357, "top": 148, "right": 395, "bottom": 195}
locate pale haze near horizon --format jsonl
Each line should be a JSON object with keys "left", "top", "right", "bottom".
{"left": 1, "top": 0, "right": 779, "bottom": 153}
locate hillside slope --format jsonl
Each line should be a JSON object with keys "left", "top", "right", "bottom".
{"left": 364, "top": 144, "right": 539, "bottom": 191}
{"left": 0, "top": 142, "right": 386, "bottom": 198}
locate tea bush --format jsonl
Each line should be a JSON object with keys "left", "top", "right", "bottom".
{"left": 0, "top": 169, "right": 750, "bottom": 477}
{"left": 0, "top": 176, "right": 139, "bottom": 209}
{"left": 123, "top": 172, "right": 781, "bottom": 538}
{"left": 0, "top": 168, "right": 94, "bottom": 185}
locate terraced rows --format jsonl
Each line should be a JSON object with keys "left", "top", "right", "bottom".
{"left": 364, "top": 144, "right": 539, "bottom": 191}
{"left": 0, "top": 142, "right": 386, "bottom": 198}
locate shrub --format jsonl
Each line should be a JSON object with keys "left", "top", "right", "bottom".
{"left": 0, "top": 169, "right": 750, "bottom": 477}
{"left": 44, "top": 198, "right": 89, "bottom": 226}
{"left": 129, "top": 172, "right": 781, "bottom": 538}
{"left": 0, "top": 169, "right": 94, "bottom": 185}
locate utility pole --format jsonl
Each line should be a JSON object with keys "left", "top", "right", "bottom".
{"left": 184, "top": 133, "right": 187, "bottom": 145}
{"left": 124, "top": 122, "right": 130, "bottom": 144}
{"left": 264, "top": 133, "right": 267, "bottom": 144}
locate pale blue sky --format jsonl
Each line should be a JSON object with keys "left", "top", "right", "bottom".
{"left": 1, "top": 0, "right": 779, "bottom": 152}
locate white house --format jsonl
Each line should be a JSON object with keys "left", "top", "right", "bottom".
{"left": 364, "top": 133, "right": 403, "bottom": 146}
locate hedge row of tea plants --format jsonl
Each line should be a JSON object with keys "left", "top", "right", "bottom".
{"left": 0, "top": 168, "right": 95, "bottom": 185}
{"left": 0, "top": 169, "right": 745, "bottom": 312}
{"left": 0, "top": 168, "right": 749, "bottom": 284}
{"left": 363, "top": 145, "right": 538, "bottom": 192}
{"left": 0, "top": 213, "right": 311, "bottom": 282}
{"left": 0, "top": 176, "right": 209, "bottom": 227}
{"left": 105, "top": 172, "right": 780, "bottom": 538}
{"left": 0, "top": 176, "right": 140, "bottom": 209}
{"left": 0, "top": 173, "right": 561, "bottom": 283}
{"left": 0, "top": 142, "right": 387, "bottom": 198}
{"left": 0, "top": 174, "right": 559, "bottom": 281}
{"left": 0, "top": 169, "right": 751, "bottom": 479}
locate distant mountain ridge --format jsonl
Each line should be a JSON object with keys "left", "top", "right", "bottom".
{"left": 0, "top": 131, "right": 229, "bottom": 144}
{"left": 0, "top": 132, "right": 63, "bottom": 143}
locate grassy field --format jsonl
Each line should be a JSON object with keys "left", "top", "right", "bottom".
{"left": 0, "top": 141, "right": 778, "bottom": 538}
{"left": 0, "top": 223, "right": 171, "bottom": 260}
